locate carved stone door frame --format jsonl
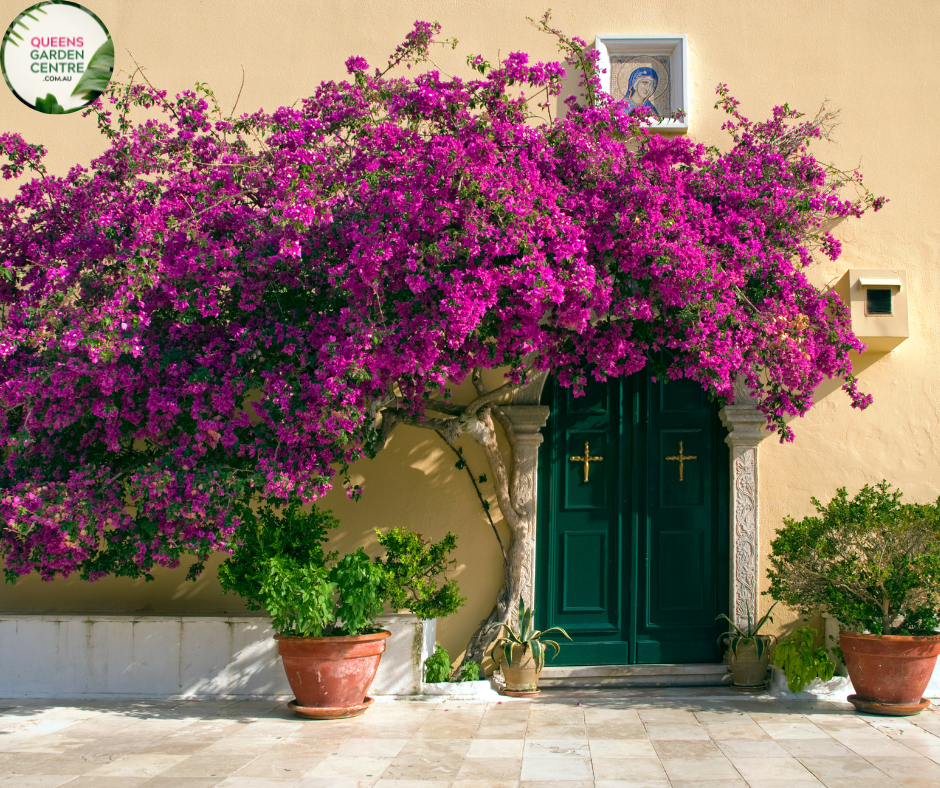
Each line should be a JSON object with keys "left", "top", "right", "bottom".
{"left": 501, "top": 372, "right": 766, "bottom": 631}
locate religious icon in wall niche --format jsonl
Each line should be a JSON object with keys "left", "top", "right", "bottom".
{"left": 611, "top": 55, "right": 672, "bottom": 119}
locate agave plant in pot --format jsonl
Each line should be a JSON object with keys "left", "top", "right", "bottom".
{"left": 219, "top": 500, "right": 461, "bottom": 718}
{"left": 716, "top": 602, "right": 777, "bottom": 692}
{"left": 488, "top": 600, "right": 571, "bottom": 697}
{"left": 768, "top": 482, "right": 940, "bottom": 715}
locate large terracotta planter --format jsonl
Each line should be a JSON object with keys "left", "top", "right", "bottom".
{"left": 500, "top": 648, "right": 540, "bottom": 697}
{"left": 841, "top": 631, "right": 940, "bottom": 715}
{"left": 275, "top": 629, "right": 390, "bottom": 719}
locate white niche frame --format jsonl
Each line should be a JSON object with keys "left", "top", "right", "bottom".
{"left": 594, "top": 35, "right": 690, "bottom": 132}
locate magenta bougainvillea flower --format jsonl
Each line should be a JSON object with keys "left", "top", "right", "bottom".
{"left": 0, "top": 19, "right": 883, "bottom": 582}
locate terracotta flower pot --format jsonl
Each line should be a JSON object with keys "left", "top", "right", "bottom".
{"left": 726, "top": 636, "right": 772, "bottom": 689}
{"left": 501, "top": 648, "right": 540, "bottom": 696}
{"left": 275, "top": 630, "right": 390, "bottom": 718}
{"left": 840, "top": 631, "right": 940, "bottom": 715}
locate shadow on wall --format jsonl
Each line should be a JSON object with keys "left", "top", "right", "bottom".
{"left": 0, "top": 400, "right": 510, "bottom": 666}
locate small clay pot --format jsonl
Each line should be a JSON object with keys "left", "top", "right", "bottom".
{"left": 727, "top": 637, "right": 772, "bottom": 688}
{"left": 275, "top": 630, "right": 390, "bottom": 718}
{"left": 840, "top": 631, "right": 940, "bottom": 713}
{"left": 501, "top": 647, "right": 540, "bottom": 694}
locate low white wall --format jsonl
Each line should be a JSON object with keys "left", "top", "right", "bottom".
{"left": 0, "top": 613, "right": 435, "bottom": 699}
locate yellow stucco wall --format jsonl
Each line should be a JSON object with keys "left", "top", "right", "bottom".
{"left": 1, "top": 0, "right": 938, "bottom": 658}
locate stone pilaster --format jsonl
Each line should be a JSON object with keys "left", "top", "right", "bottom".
{"left": 500, "top": 404, "right": 549, "bottom": 608}
{"left": 719, "top": 383, "right": 769, "bottom": 630}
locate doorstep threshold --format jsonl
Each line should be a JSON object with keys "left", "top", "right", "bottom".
{"left": 539, "top": 663, "right": 731, "bottom": 687}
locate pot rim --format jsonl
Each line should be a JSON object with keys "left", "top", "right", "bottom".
{"left": 274, "top": 629, "right": 391, "bottom": 643}
{"left": 840, "top": 631, "right": 940, "bottom": 643}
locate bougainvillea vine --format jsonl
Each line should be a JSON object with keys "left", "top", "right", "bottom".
{"left": 0, "top": 16, "right": 884, "bottom": 583}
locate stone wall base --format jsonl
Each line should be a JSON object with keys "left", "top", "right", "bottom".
{"left": 0, "top": 613, "right": 435, "bottom": 699}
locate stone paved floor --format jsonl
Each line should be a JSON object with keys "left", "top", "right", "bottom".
{"left": 2, "top": 688, "right": 940, "bottom": 788}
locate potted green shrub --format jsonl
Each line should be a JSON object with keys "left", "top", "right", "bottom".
{"left": 219, "top": 500, "right": 461, "bottom": 718}
{"left": 767, "top": 482, "right": 940, "bottom": 715}
{"left": 716, "top": 602, "right": 777, "bottom": 691}
{"left": 488, "top": 600, "right": 571, "bottom": 697}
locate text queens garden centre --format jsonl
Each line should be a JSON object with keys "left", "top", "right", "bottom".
{"left": 30, "top": 36, "right": 86, "bottom": 80}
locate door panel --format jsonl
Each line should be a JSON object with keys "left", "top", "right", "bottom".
{"left": 537, "top": 371, "right": 728, "bottom": 666}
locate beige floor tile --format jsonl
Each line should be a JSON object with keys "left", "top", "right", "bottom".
{"left": 381, "top": 754, "right": 461, "bottom": 780}
{"left": 865, "top": 754, "right": 940, "bottom": 782}
{"left": 777, "top": 738, "right": 854, "bottom": 758}
{"left": 637, "top": 709, "right": 698, "bottom": 724}
{"left": 799, "top": 755, "right": 896, "bottom": 781}
{"left": 156, "top": 753, "right": 258, "bottom": 779}
{"left": 523, "top": 740, "right": 590, "bottom": 759}
{"left": 133, "top": 778, "right": 221, "bottom": 788}
{"left": 200, "top": 736, "right": 284, "bottom": 755}
{"left": 43, "top": 778, "right": 148, "bottom": 788}
{"left": 730, "top": 756, "right": 815, "bottom": 781}
{"left": 295, "top": 779, "right": 373, "bottom": 788}
{"left": 842, "top": 736, "right": 925, "bottom": 757}
{"left": 593, "top": 780, "right": 669, "bottom": 788}
{"left": 472, "top": 724, "right": 528, "bottom": 739}
{"left": 735, "top": 780, "right": 823, "bottom": 788}
{"left": 817, "top": 780, "right": 903, "bottom": 788}
{"left": 668, "top": 782, "right": 747, "bottom": 788}
{"left": 586, "top": 722, "right": 649, "bottom": 740}
{"left": 518, "top": 781, "right": 593, "bottom": 788}
{"left": 451, "top": 781, "right": 519, "bottom": 788}
{"left": 466, "top": 738, "right": 524, "bottom": 757}
{"left": 304, "top": 755, "right": 392, "bottom": 780}
{"left": 589, "top": 739, "right": 657, "bottom": 759}
{"left": 396, "top": 738, "right": 471, "bottom": 759}
{"left": 694, "top": 711, "right": 751, "bottom": 725}
{"left": 213, "top": 778, "right": 303, "bottom": 787}
{"left": 455, "top": 755, "right": 522, "bottom": 780}
{"left": 527, "top": 727, "right": 588, "bottom": 741}
{"left": 759, "top": 722, "right": 830, "bottom": 740}
{"left": 591, "top": 756, "right": 667, "bottom": 781}
{"left": 651, "top": 739, "right": 723, "bottom": 760}
{"left": 372, "top": 780, "right": 452, "bottom": 788}
{"left": 333, "top": 738, "right": 409, "bottom": 758}
{"left": 87, "top": 753, "right": 189, "bottom": 778}
{"left": 519, "top": 754, "right": 593, "bottom": 781}
{"left": 661, "top": 757, "right": 741, "bottom": 781}
{"left": 644, "top": 723, "right": 709, "bottom": 741}
{"left": 715, "top": 739, "right": 789, "bottom": 758}
{"left": 229, "top": 753, "right": 322, "bottom": 779}
{"left": 227, "top": 722, "right": 305, "bottom": 739}
{"left": 0, "top": 778, "right": 84, "bottom": 788}
{"left": 412, "top": 724, "right": 480, "bottom": 740}
{"left": 703, "top": 721, "right": 770, "bottom": 740}
{"left": 584, "top": 709, "right": 641, "bottom": 724}
{"left": 748, "top": 712, "right": 807, "bottom": 724}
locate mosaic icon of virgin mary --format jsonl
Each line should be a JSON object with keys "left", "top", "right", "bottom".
{"left": 625, "top": 66, "right": 660, "bottom": 118}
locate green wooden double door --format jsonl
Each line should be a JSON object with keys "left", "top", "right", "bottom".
{"left": 536, "top": 371, "right": 730, "bottom": 665}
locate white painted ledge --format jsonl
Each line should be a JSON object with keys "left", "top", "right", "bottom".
{"left": 0, "top": 613, "right": 435, "bottom": 699}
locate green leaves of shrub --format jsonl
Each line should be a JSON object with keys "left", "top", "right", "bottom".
{"left": 219, "top": 500, "right": 381, "bottom": 636}
{"left": 767, "top": 482, "right": 940, "bottom": 635}
{"left": 424, "top": 644, "right": 452, "bottom": 683}
{"left": 459, "top": 660, "right": 481, "bottom": 682}
{"left": 218, "top": 502, "right": 462, "bottom": 636}
{"left": 772, "top": 626, "right": 836, "bottom": 693}
{"left": 375, "top": 527, "right": 465, "bottom": 619}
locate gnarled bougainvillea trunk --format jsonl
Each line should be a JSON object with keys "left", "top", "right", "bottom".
{"left": 0, "top": 16, "right": 883, "bottom": 663}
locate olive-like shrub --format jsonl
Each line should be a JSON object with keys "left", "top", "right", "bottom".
{"left": 767, "top": 482, "right": 940, "bottom": 636}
